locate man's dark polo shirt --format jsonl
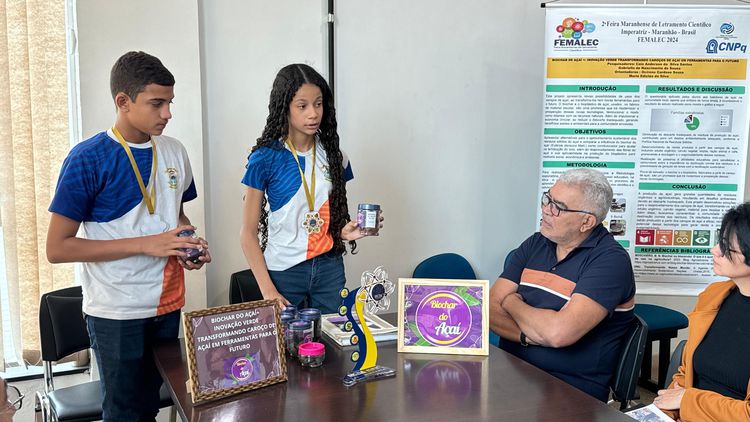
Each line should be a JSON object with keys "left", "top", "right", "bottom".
{"left": 499, "top": 224, "right": 636, "bottom": 402}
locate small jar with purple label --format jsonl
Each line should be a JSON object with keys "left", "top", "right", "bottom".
{"left": 357, "top": 204, "right": 381, "bottom": 236}
{"left": 298, "top": 342, "right": 325, "bottom": 368}
{"left": 298, "top": 308, "right": 322, "bottom": 342}
{"left": 280, "top": 313, "right": 295, "bottom": 338}
{"left": 283, "top": 305, "right": 298, "bottom": 317}
{"left": 286, "top": 320, "right": 313, "bottom": 358}
{"left": 177, "top": 229, "right": 204, "bottom": 263}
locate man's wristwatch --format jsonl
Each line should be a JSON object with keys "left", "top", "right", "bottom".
{"left": 519, "top": 332, "right": 529, "bottom": 347}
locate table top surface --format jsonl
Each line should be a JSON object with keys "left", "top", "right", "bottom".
{"left": 153, "top": 318, "right": 634, "bottom": 422}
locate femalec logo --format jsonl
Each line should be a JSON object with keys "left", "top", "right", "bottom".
{"left": 415, "top": 291, "right": 472, "bottom": 346}
{"left": 555, "top": 17, "right": 596, "bottom": 39}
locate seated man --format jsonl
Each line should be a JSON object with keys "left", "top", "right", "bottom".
{"left": 490, "top": 168, "right": 635, "bottom": 402}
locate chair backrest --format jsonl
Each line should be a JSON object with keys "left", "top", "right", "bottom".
{"left": 229, "top": 269, "right": 264, "bottom": 304}
{"left": 664, "top": 339, "right": 687, "bottom": 389}
{"left": 413, "top": 253, "right": 501, "bottom": 347}
{"left": 611, "top": 314, "right": 648, "bottom": 410}
{"left": 412, "top": 253, "right": 476, "bottom": 279}
{"left": 39, "top": 286, "right": 90, "bottom": 362}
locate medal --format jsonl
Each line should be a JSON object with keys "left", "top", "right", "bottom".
{"left": 302, "top": 211, "right": 323, "bottom": 234}
{"left": 286, "top": 138, "right": 325, "bottom": 235}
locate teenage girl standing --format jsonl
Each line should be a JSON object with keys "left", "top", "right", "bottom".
{"left": 240, "top": 64, "right": 378, "bottom": 313}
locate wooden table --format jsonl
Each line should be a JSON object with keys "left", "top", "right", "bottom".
{"left": 153, "top": 318, "right": 634, "bottom": 421}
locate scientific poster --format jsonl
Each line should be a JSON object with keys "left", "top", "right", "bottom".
{"left": 541, "top": 6, "right": 750, "bottom": 294}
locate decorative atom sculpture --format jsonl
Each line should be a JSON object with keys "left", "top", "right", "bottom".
{"left": 340, "top": 265, "right": 397, "bottom": 386}
{"left": 360, "top": 266, "right": 395, "bottom": 315}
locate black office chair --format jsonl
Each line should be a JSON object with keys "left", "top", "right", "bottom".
{"left": 35, "top": 286, "right": 174, "bottom": 422}
{"left": 663, "top": 339, "right": 687, "bottom": 389}
{"left": 413, "top": 253, "right": 477, "bottom": 280}
{"left": 610, "top": 314, "right": 648, "bottom": 411}
{"left": 229, "top": 269, "right": 264, "bottom": 304}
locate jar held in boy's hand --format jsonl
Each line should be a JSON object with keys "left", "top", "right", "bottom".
{"left": 177, "top": 229, "right": 204, "bottom": 263}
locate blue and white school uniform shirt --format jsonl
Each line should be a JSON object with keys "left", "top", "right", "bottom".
{"left": 241, "top": 140, "right": 353, "bottom": 271}
{"left": 49, "top": 130, "right": 197, "bottom": 320}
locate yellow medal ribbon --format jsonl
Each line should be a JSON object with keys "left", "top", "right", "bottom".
{"left": 112, "top": 126, "right": 158, "bottom": 215}
{"left": 285, "top": 137, "right": 316, "bottom": 212}
{"left": 285, "top": 137, "right": 323, "bottom": 234}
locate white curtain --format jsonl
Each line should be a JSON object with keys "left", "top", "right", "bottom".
{"left": 0, "top": 0, "right": 74, "bottom": 367}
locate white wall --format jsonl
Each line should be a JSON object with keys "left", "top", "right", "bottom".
{"left": 201, "top": 0, "right": 545, "bottom": 307}
{"left": 76, "top": 0, "right": 207, "bottom": 312}
{"left": 76, "top": 1, "right": 707, "bottom": 354}
{"left": 335, "top": 1, "right": 545, "bottom": 286}
{"left": 199, "top": 0, "right": 327, "bottom": 306}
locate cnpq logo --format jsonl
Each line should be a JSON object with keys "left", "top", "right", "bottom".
{"left": 554, "top": 17, "right": 599, "bottom": 48}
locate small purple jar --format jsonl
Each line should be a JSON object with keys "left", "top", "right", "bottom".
{"left": 298, "top": 308, "right": 322, "bottom": 342}
{"left": 285, "top": 320, "right": 313, "bottom": 358}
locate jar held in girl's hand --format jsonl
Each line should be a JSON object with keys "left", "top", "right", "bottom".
{"left": 357, "top": 204, "right": 381, "bottom": 236}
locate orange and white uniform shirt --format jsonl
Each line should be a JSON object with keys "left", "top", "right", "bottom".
{"left": 241, "top": 139, "right": 353, "bottom": 271}
{"left": 49, "top": 129, "right": 196, "bottom": 319}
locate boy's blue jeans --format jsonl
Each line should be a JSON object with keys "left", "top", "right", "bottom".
{"left": 86, "top": 310, "right": 180, "bottom": 421}
{"left": 269, "top": 250, "right": 346, "bottom": 314}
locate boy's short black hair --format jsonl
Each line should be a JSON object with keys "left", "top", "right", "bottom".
{"left": 110, "top": 51, "right": 175, "bottom": 101}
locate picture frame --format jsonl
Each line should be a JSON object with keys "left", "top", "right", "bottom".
{"left": 182, "top": 300, "right": 287, "bottom": 403}
{"left": 397, "top": 278, "right": 490, "bottom": 356}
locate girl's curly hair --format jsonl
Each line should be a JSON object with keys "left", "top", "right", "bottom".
{"left": 251, "top": 64, "right": 356, "bottom": 255}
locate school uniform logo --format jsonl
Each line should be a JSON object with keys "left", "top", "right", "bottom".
{"left": 321, "top": 164, "right": 332, "bottom": 181}
{"left": 166, "top": 168, "right": 178, "bottom": 189}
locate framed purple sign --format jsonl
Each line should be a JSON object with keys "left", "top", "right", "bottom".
{"left": 182, "top": 300, "right": 287, "bottom": 403}
{"left": 397, "top": 278, "right": 489, "bottom": 356}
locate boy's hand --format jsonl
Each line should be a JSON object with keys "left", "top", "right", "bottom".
{"left": 141, "top": 225, "right": 202, "bottom": 257}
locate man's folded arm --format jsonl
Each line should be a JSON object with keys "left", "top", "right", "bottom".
{"left": 502, "top": 292, "right": 608, "bottom": 348}
{"left": 489, "top": 277, "right": 523, "bottom": 342}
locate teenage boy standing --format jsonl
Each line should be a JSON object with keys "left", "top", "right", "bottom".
{"left": 47, "top": 51, "right": 210, "bottom": 420}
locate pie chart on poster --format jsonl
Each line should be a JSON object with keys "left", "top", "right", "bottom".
{"left": 684, "top": 115, "right": 700, "bottom": 131}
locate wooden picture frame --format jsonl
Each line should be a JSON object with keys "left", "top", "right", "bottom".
{"left": 182, "top": 300, "right": 287, "bottom": 403}
{"left": 397, "top": 278, "right": 489, "bottom": 356}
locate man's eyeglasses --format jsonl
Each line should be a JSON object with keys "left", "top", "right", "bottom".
{"left": 2, "top": 384, "right": 23, "bottom": 412}
{"left": 541, "top": 191, "right": 596, "bottom": 218}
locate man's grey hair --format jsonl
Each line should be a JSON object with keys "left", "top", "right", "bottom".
{"left": 558, "top": 168, "right": 613, "bottom": 224}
